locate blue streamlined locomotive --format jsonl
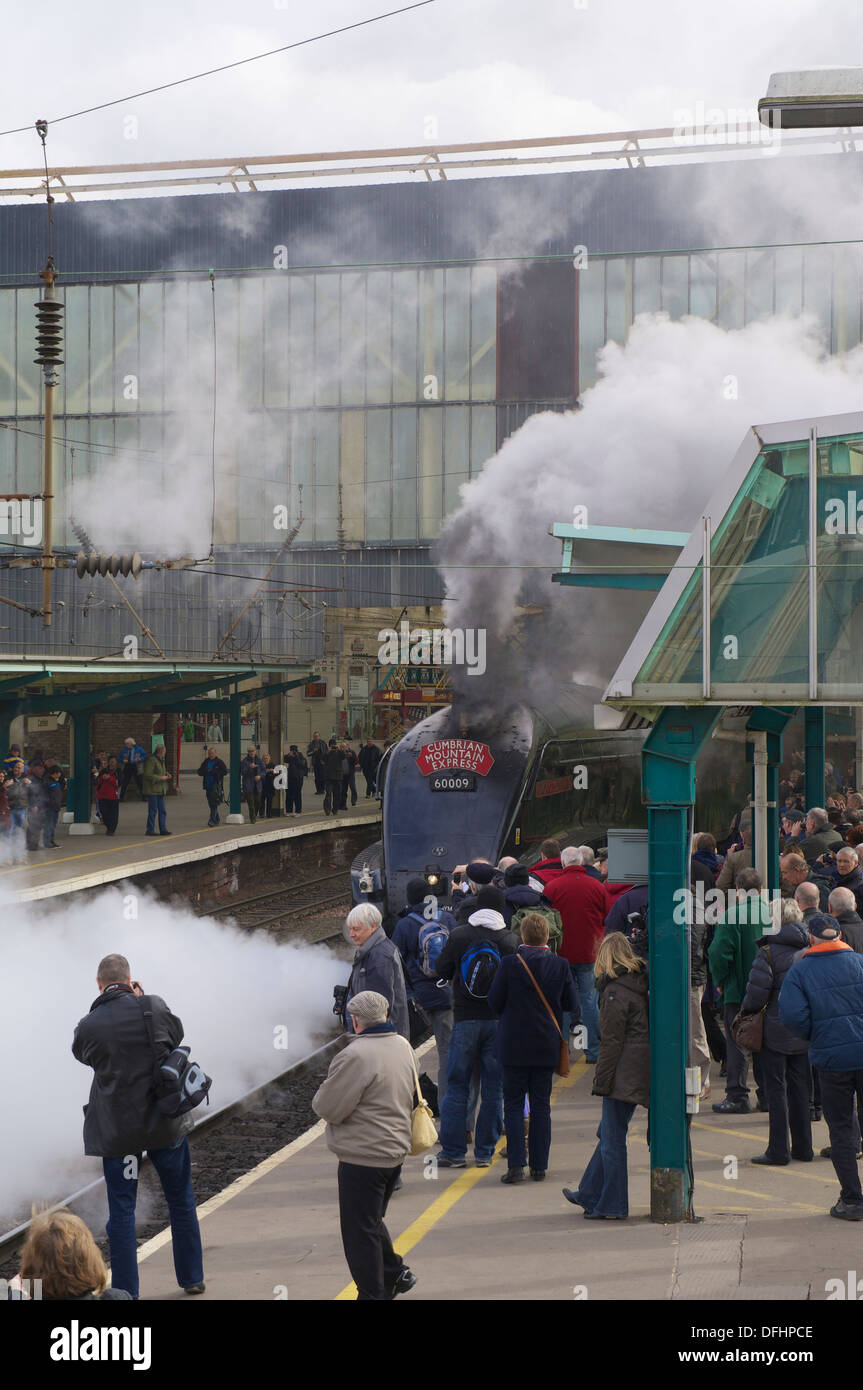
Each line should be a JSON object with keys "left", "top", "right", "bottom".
{"left": 351, "top": 688, "right": 659, "bottom": 926}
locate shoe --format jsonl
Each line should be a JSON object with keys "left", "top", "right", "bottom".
{"left": 475, "top": 1158, "right": 492, "bottom": 1168}
{"left": 436, "top": 1156, "right": 467, "bottom": 1168}
{"left": 183, "top": 1283, "right": 206, "bottom": 1294}
{"left": 48, "top": 841, "right": 59, "bottom": 848}
{"left": 699, "top": 1081, "right": 711, "bottom": 1101}
{"left": 791, "top": 1153, "right": 814, "bottom": 1162}
{"left": 145, "top": 831, "right": 157, "bottom": 836}
{"left": 751, "top": 1153, "right": 789, "bottom": 1166}
{"left": 712, "top": 1098, "right": 751, "bottom": 1114}
{"left": 830, "top": 1199, "right": 863, "bottom": 1221}
{"left": 562, "top": 1188, "right": 588, "bottom": 1209}
{"left": 820, "top": 1146, "right": 863, "bottom": 1159}
{"left": 500, "top": 1168, "right": 525, "bottom": 1184}
{"left": 719, "top": 1064, "right": 727, "bottom": 1077}
{"left": 530, "top": 1170, "right": 546, "bottom": 1181}
{"left": 389, "top": 1267, "right": 417, "bottom": 1299}
{"left": 160, "top": 830, "right": 172, "bottom": 836}
{"left": 583, "top": 1210, "right": 626, "bottom": 1220}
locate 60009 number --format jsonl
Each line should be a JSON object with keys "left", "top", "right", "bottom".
{"left": 429, "top": 772, "right": 477, "bottom": 793}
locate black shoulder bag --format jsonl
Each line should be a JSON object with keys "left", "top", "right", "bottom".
{"left": 138, "top": 996, "right": 213, "bottom": 1117}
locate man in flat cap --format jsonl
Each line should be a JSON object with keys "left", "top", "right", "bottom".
{"left": 312, "top": 991, "right": 418, "bottom": 1299}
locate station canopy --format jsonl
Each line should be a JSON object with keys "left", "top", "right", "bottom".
{"left": 604, "top": 410, "right": 863, "bottom": 716}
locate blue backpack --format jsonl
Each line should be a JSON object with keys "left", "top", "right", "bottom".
{"left": 411, "top": 910, "right": 451, "bottom": 979}
{"left": 460, "top": 937, "right": 502, "bottom": 998}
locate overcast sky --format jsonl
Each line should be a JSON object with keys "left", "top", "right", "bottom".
{"left": 1, "top": 0, "right": 862, "bottom": 191}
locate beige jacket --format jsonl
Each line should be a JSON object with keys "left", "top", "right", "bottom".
{"left": 716, "top": 845, "right": 752, "bottom": 891}
{"left": 312, "top": 1029, "right": 415, "bottom": 1167}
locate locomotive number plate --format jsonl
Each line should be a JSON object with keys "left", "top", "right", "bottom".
{"left": 429, "top": 772, "right": 477, "bottom": 792}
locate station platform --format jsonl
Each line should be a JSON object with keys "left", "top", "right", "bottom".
{"left": 1, "top": 783, "right": 381, "bottom": 903}
{"left": 135, "top": 1047, "right": 849, "bottom": 1302}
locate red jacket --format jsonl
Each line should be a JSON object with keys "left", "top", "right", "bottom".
{"left": 542, "top": 865, "right": 610, "bottom": 963}
{"left": 532, "top": 857, "right": 564, "bottom": 886}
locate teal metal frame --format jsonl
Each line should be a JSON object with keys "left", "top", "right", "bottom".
{"left": 642, "top": 706, "right": 722, "bottom": 1222}
{"left": 804, "top": 707, "right": 826, "bottom": 809}
{"left": 745, "top": 707, "right": 795, "bottom": 895}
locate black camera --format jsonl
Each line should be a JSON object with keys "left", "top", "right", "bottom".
{"left": 333, "top": 984, "right": 348, "bottom": 1018}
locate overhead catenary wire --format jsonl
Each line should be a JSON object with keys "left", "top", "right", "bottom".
{"left": 0, "top": 2, "right": 436, "bottom": 140}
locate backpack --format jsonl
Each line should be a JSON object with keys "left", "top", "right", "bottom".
{"left": 510, "top": 904, "right": 563, "bottom": 953}
{"left": 412, "top": 910, "right": 451, "bottom": 978}
{"left": 460, "top": 937, "right": 502, "bottom": 998}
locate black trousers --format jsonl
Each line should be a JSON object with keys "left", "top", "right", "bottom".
{"left": 337, "top": 1161, "right": 404, "bottom": 1300}
{"left": 758, "top": 1045, "right": 812, "bottom": 1162}
{"left": 702, "top": 998, "right": 727, "bottom": 1063}
{"left": 286, "top": 781, "right": 303, "bottom": 813}
{"left": 323, "top": 779, "right": 342, "bottom": 814}
{"left": 820, "top": 1069, "right": 863, "bottom": 1204}
{"left": 98, "top": 799, "right": 119, "bottom": 835}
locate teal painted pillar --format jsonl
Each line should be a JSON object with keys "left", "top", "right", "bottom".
{"left": 805, "top": 707, "right": 825, "bottom": 809}
{"left": 642, "top": 706, "right": 723, "bottom": 1223}
{"left": 228, "top": 695, "right": 243, "bottom": 819}
{"left": 766, "top": 762, "right": 780, "bottom": 893}
{"left": 746, "top": 709, "right": 794, "bottom": 896}
{"left": 69, "top": 710, "right": 92, "bottom": 828}
{"left": 0, "top": 704, "right": 13, "bottom": 760}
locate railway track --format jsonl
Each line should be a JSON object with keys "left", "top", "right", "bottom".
{"left": 0, "top": 1035, "right": 345, "bottom": 1279}
{"left": 204, "top": 870, "right": 352, "bottom": 935}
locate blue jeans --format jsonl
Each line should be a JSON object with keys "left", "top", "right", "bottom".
{"left": 146, "top": 794, "right": 167, "bottom": 833}
{"left": 43, "top": 809, "right": 58, "bottom": 844}
{"left": 103, "top": 1136, "right": 203, "bottom": 1298}
{"left": 502, "top": 1064, "right": 554, "bottom": 1171}
{"left": 572, "top": 1097, "right": 637, "bottom": 1218}
{"left": 565, "top": 962, "right": 600, "bottom": 1062}
{"left": 439, "top": 1019, "right": 502, "bottom": 1162}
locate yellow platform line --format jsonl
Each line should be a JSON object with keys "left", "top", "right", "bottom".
{"left": 335, "top": 1060, "right": 589, "bottom": 1300}
{"left": 0, "top": 826, "right": 218, "bottom": 875}
{"left": 696, "top": 1177, "right": 825, "bottom": 1214}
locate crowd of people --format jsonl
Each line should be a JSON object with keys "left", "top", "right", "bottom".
{"left": 0, "top": 732, "right": 387, "bottom": 850}
{"left": 313, "top": 784, "right": 863, "bottom": 1297}
{"left": 0, "top": 744, "right": 67, "bottom": 860}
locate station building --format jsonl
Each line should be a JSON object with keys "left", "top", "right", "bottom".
{"left": 3, "top": 142, "right": 863, "bottom": 763}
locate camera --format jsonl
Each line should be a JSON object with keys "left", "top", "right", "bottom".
{"left": 333, "top": 984, "right": 348, "bottom": 1018}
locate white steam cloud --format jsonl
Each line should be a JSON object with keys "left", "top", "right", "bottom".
{"left": 438, "top": 311, "right": 863, "bottom": 702}
{"left": 0, "top": 883, "right": 346, "bottom": 1227}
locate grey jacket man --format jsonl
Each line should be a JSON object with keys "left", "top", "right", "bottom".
{"left": 347, "top": 927, "right": 409, "bottom": 1040}
{"left": 312, "top": 1028, "right": 415, "bottom": 1166}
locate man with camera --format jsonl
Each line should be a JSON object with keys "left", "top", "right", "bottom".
{"left": 72, "top": 953, "right": 205, "bottom": 1299}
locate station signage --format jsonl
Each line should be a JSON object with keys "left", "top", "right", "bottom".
{"left": 416, "top": 739, "right": 495, "bottom": 776}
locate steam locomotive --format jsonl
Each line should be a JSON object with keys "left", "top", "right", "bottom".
{"left": 351, "top": 689, "right": 661, "bottom": 925}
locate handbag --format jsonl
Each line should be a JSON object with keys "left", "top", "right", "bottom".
{"left": 730, "top": 946, "right": 773, "bottom": 1054}
{"left": 400, "top": 1039, "right": 439, "bottom": 1155}
{"left": 517, "top": 953, "right": 570, "bottom": 1078}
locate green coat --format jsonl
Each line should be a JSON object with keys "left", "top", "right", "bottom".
{"left": 142, "top": 755, "right": 170, "bottom": 797}
{"left": 708, "top": 896, "right": 774, "bottom": 1006}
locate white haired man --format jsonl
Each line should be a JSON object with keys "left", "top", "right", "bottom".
{"left": 312, "top": 990, "right": 417, "bottom": 1300}
{"left": 343, "top": 903, "right": 409, "bottom": 1040}
{"left": 542, "top": 847, "right": 609, "bottom": 1062}
{"left": 797, "top": 807, "right": 844, "bottom": 865}
{"left": 828, "top": 886, "right": 863, "bottom": 953}
{"left": 794, "top": 881, "right": 822, "bottom": 924}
